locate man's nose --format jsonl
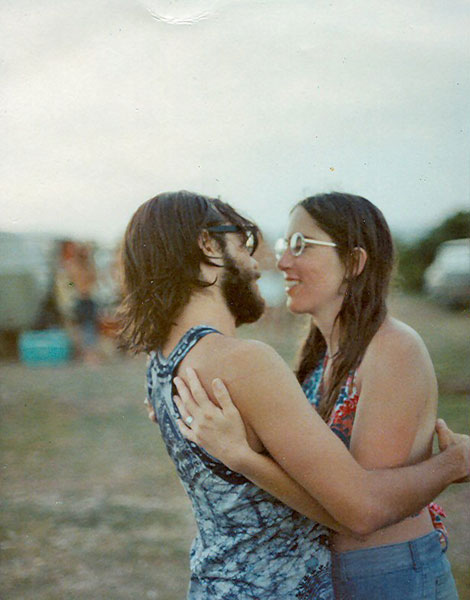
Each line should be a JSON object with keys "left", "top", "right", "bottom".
{"left": 250, "top": 255, "right": 261, "bottom": 273}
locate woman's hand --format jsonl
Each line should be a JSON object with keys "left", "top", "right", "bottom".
{"left": 174, "top": 367, "right": 251, "bottom": 470}
{"left": 174, "top": 368, "right": 356, "bottom": 532}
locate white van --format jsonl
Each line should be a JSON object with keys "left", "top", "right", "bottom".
{"left": 424, "top": 238, "right": 470, "bottom": 308}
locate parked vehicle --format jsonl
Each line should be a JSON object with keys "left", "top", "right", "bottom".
{"left": 0, "top": 232, "right": 57, "bottom": 331}
{"left": 424, "top": 238, "right": 470, "bottom": 308}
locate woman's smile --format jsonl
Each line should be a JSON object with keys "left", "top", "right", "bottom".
{"left": 284, "top": 278, "right": 301, "bottom": 293}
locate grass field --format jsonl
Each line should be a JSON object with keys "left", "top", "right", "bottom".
{"left": 1, "top": 293, "right": 469, "bottom": 599}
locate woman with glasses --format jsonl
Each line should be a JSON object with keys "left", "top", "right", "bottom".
{"left": 173, "top": 192, "right": 460, "bottom": 599}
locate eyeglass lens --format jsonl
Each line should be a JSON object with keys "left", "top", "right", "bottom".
{"left": 274, "top": 233, "right": 305, "bottom": 259}
{"left": 290, "top": 232, "right": 304, "bottom": 256}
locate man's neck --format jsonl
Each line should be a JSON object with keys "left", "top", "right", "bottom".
{"left": 162, "top": 288, "right": 237, "bottom": 356}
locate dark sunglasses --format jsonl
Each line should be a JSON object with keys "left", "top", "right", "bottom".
{"left": 206, "top": 224, "right": 259, "bottom": 256}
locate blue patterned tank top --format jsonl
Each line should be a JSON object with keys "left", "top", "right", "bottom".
{"left": 147, "top": 326, "right": 333, "bottom": 600}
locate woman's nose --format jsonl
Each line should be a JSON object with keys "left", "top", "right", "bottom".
{"left": 277, "top": 249, "right": 292, "bottom": 271}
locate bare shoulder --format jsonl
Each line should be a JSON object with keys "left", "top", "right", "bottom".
{"left": 362, "top": 317, "right": 432, "bottom": 370}
{"left": 359, "top": 317, "right": 436, "bottom": 399}
{"left": 180, "top": 332, "right": 288, "bottom": 387}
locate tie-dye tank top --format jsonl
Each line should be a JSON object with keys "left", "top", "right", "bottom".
{"left": 302, "top": 357, "right": 447, "bottom": 543}
{"left": 147, "top": 326, "right": 334, "bottom": 600}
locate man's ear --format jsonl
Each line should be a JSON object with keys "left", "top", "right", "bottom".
{"left": 351, "top": 246, "right": 367, "bottom": 277}
{"left": 198, "top": 231, "right": 223, "bottom": 262}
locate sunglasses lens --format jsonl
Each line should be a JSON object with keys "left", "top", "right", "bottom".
{"left": 290, "top": 232, "right": 304, "bottom": 256}
{"left": 245, "top": 231, "right": 256, "bottom": 255}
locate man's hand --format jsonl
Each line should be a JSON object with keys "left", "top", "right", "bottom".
{"left": 144, "top": 397, "right": 157, "bottom": 423}
{"left": 435, "top": 418, "right": 470, "bottom": 483}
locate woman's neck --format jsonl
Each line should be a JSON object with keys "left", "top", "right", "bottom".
{"left": 311, "top": 310, "right": 341, "bottom": 358}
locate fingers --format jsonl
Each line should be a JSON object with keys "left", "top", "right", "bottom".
{"left": 174, "top": 395, "right": 198, "bottom": 444}
{"left": 174, "top": 375, "right": 201, "bottom": 415}
{"left": 176, "top": 416, "right": 198, "bottom": 443}
{"left": 174, "top": 394, "right": 193, "bottom": 426}
{"left": 211, "top": 378, "right": 236, "bottom": 412}
{"left": 185, "top": 367, "right": 213, "bottom": 408}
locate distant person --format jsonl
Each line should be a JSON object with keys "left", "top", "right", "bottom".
{"left": 34, "top": 288, "right": 63, "bottom": 330}
{"left": 119, "top": 190, "right": 469, "bottom": 599}
{"left": 64, "top": 243, "right": 100, "bottom": 364}
{"left": 174, "top": 192, "right": 464, "bottom": 599}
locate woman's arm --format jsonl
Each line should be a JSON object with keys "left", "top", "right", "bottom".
{"left": 175, "top": 340, "right": 469, "bottom": 537}
{"left": 174, "top": 381, "right": 356, "bottom": 536}
{"left": 349, "top": 323, "right": 437, "bottom": 469}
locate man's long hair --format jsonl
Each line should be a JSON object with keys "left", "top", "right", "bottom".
{"left": 117, "top": 190, "right": 258, "bottom": 353}
{"left": 295, "top": 192, "right": 395, "bottom": 421}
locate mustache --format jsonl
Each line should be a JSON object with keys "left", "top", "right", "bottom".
{"left": 224, "top": 260, "right": 260, "bottom": 281}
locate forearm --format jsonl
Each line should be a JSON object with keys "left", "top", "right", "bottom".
{"left": 359, "top": 444, "right": 466, "bottom": 534}
{"left": 234, "top": 447, "right": 353, "bottom": 534}
{"left": 236, "top": 440, "right": 466, "bottom": 537}
{"left": 173, "top": 361, "right": 469, "bottom": 537}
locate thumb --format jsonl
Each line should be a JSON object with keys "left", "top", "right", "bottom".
{"left": 436, "top": 418, "right": 452, "bottom": 451}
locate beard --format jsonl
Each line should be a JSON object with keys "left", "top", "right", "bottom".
{"left": 220, "top": 252, "right": 265, "bottom": 327}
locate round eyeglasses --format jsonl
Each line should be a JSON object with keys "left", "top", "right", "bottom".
{"left": 275, "top": 232, "right": 337, "bottom": 261}
{"left": 207, "top": 224, "right": 259, "bottom": 256}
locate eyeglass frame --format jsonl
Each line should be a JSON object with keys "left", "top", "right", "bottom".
{"left": 275, "top": 231, "right": 337, "bottom": 261}
{"left": 206, "top": 224, "right": 259, "bottom": 256}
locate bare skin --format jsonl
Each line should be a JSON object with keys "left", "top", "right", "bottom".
{"left": 334, "top": 317, "right": 438, "bottom": 551}
{"left": 64, "top": 245, "right": 97, "bottom": 298}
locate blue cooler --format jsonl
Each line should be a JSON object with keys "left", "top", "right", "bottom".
{"left": 19, "top": 329, "right": 72, "bottom": 366}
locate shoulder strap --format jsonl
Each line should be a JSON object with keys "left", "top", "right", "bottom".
{"left": 153, "top": 326, "right": 221, "bottom": 378}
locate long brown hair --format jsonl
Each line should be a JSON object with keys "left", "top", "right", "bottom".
{"left": 295, "top": 193, "right": 395, "bottom": 420}
{"left": 117, "top": 190, "right": 259, "bottom": 353}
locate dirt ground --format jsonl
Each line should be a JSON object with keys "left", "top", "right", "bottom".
{"left": 1, "top": 293, "right": 469, "bottom": 599}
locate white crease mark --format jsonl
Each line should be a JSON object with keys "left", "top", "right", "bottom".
{"left": 146, "top": 0, "right": 221, "bottom": 26}
{"left": 148, "top": 8, "right": 212, "bottom": 25}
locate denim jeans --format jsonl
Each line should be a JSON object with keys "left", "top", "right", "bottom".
{"left": 332, "top": 531, "right": 458, "bottom": 599}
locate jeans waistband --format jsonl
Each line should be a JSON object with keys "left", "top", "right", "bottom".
{"left": 332, "top": 531, "right": 444, "bottom": 579}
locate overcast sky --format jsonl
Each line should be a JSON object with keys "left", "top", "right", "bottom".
{"left": 1, "top": 0, "right": 469, "bottom": 245}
